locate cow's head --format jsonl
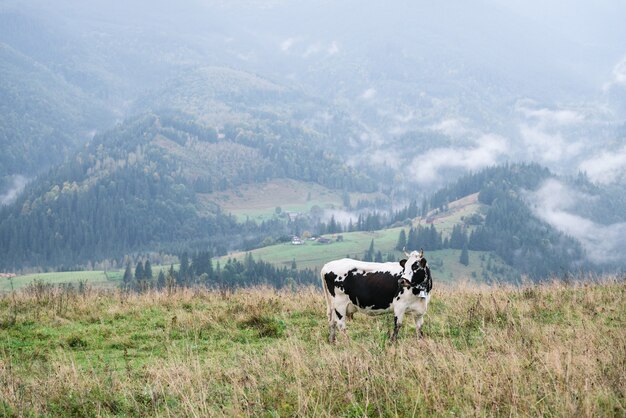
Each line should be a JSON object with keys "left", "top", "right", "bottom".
{"left": 399, "top": 248, "right": 428, "bottom": 286}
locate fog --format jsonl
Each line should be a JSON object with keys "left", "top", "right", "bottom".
{"left": 1, "top": 0, "right": 625, "bottom": 256}
{"left": 529, "top": 179, "right": 626, "bottom": 264}
{"left": 0, "top": 175, "right": 28, "bottom": 206}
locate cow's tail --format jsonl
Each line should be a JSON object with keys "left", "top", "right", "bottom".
{"left": 320, "top": 266, "right": 333, "bottom": 322}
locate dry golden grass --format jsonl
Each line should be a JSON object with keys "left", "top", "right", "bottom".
{"left": 0, "top": 278, "right": 624, "bottom": 416}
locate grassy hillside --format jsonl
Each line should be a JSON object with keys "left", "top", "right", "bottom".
{"left": 218, "top": 193, "right": 514, "bottom": 283}
{"left": 222, "top": 228, "right": 403, "bottom": 270}
{"left": 198, "top": 179, "right": 344, "bottom": 222}
{"left": 0, "top": 280, "right": 623, "bottom": 416}
{"left": 219, "top": 193, "right": 486, "bottom": 269}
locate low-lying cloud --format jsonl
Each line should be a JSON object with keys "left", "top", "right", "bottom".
{"left": 410, "top": 134, "right": 508, "bottom": 185}
{"left": 579, "top": 146, "right": 626, "bottom": 184}
{"left": 0, "top": 175, "right": 28, "bottom": 206}
{"left": 603, "top": 55, "right": 626, "bottom": 90}
{"left": 519, "top": 124, "right": 584, "bottom": 164}
{"left": 528, "top": 179, "right": 626, "bottom": 264}
{"left": 429, "top": 118, "right": 472, "bottom": 137}
{"left": 360, "top": 88, "right": 377, "bottom": 100}
{"left": 327, "top": 41, "right": 339, "bottom": 55}
{"left": 517, "top": 106, "right": 584, "bottom": 127}
{"left": 280, "top": 37, "right": 297, "bottom": 52}
{"left": 323, "top": 209, "right": 358, "bottom": 226}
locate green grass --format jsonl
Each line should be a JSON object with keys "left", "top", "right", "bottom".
{"left": 215, "top": 190, "right": 497, "bottom": 275}
{"left": 0, "top": 281, "right": 624, "bottom": 416}
{"left": 0, "top": 271, "right": 119, "bottom": 292}
{"left": 220, "top": 228, "right": 516, "bottom": 284}
{"left": 197, "top": 178, "right": 385, "bottom": 222}
{"left": 221, "top": 228, "right": 404, "bottom": 270}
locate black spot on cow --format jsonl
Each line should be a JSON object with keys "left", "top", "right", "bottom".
{"left": 335, "top": 309, "right": 343, "bottom": 320}
{"left": 424, "top": 266, "right": 433, "bottom": 292}
{"left": 324, "top": 272, "right": 337, "bottom": 297}
{"left": 342, "top": 269, "right": 403, "bottom": 310}
{"left": 411, "top": 268, "right": 426, "bottom": 286}
{"left": 412, "top": 287, "right": 420, "bottom": 295}
{"left": 399, "top": 259, "right": 407, "bottom": 268}
{"left": 419, "top": 258, "right": 427, "bottom": 268}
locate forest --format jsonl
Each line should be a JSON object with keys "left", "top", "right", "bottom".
{"left": 121, "top": 251, "right": 317, "bottom": 292}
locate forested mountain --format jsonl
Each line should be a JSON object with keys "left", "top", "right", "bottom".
{"left": 132, "top": 66, "right": 368, "bottom": 161}
{"left": 421, "top": 163, "right": 626, "bottom": 277}
{"left": 0, "top": 110, "right": 375, "bottom": 270}
{"left": 0, "top": 43, "right": 111, "bottom": 181}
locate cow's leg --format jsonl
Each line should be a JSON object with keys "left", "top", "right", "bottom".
{"left": 329, "top": 318, "right": 337, "bottom": 343}
{"left": 415, "top": 313, "right": 425, "bottom": 338}
{"left": 346, "top": 303, "right": 357, "bottom": 320}
{"left": 328, "top": 300, "right": 338, "bottom": 343}
{"left": 328, "top": 297, "right": 351, "bottom": 343}
{"left": 391, "top": 309, "right": 406, "bottom": 343}
{"left": 334, "top": 299, "right": 350, "bottom": 339}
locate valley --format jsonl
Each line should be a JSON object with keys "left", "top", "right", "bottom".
{"left": 1, "top": 0, "right": 625, "bottom": 285}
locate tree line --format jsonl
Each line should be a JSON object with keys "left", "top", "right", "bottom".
{"left": 120, "top": 251, "right": 318, "bottom": 292}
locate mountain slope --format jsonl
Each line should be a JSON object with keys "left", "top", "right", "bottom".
{"left": 425, "top": 164, "right": 626, "bottom": 275}
{"left": 133, "top": 66, "right": 363, "bottom": 158}
{"left": 0, "top": 43, "right": 110, "bottom": 182}
{"left": 0, "top": 107, "right": 376, "bottom": 270}
{"left": 221, "top": 163, "right": 624, "bottom": 282}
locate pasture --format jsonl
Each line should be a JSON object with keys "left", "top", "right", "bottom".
{"left": 220, "top": 230, "right": 514, "bottom": 284}
{"left": 197, "top": 178, "right": 385, "bottom": 222}
{"left": 0, "top": 271, "right": 120, "bottom": 292}
{"left": 0, "top": 278, "right": 623, "bottom": 416}
{"left": 222, "top": 228, "right": 403, "bottom": 270}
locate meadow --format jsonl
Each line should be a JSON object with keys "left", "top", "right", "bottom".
{"left": 0, "top": 271, "right": 123, "bottom": 292}
{"left": 1, "top": 278, "right": 624, "bottom": 416}
{"left": 223, "top": 228, "right": 403, "bottom": 270}
{"left": 197, "top": 179, "right": 386, "bottom": 222}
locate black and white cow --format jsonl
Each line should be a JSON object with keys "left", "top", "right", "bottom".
{"left": 321, "top": 249, "right": 432, "bottom": 343}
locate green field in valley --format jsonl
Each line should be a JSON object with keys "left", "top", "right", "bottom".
{"left": 1, "top": 191, "right": 512, "bottom": 293}
{"left": 0, "top": 270, "right": 122, "bottom": 292}
{"left": 215, "top": 192, "right": 512, "bottom": 283}
{"left": 221, "top": 227, "right": 404, "bottom": 271}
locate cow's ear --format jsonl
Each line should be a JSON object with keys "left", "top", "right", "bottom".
{"left": 419, "top": 258, "right": 427, "bottom": 268}
{"left": 399, "top": 259, "right": 407, "bottom": 268}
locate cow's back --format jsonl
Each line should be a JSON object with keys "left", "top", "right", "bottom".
{"left": 321, "top": 259, "right": 402, "bottom": 277}
{"left": 321, "top": 258, "right": 404, "bottom": 311}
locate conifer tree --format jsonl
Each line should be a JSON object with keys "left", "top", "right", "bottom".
{"left": 363, "top": 239, "right": 375, "bottom": 262}
{"left": 157, "top": 270, "right": 166, "bottom": 290}
{"left": 135, "top": 261, "right": 144, "bottom": 281}
{"left": 179, "top": 252, "right": 190, "bottom": 286}
{"left": 144, "top": 259, "right": 153, "bottom": 280}
{"left": 460, "top": 244, "right": 470, "bottom": 266}
{"left": 396, "top": 229, "right": 407, "bottom": 251}
{"left": 166, "top": 264, "right": 176, "bottom": 292}
{"left": 123, "top": 262, "right": 132, "bottom": 286}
